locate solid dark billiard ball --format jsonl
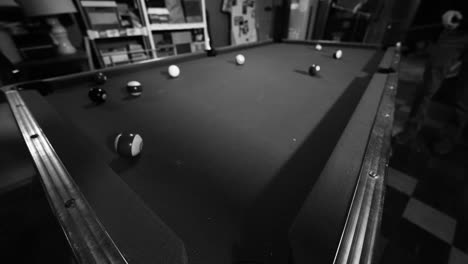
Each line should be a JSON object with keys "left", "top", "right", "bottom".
{"left": 127, "top": 81, "right": 142, "bottom": 96}
{"left": 308, "top": 64, "right": 321, "bottom": 76}
{"left": 88, "top": 87, "right": 107, "bottom": 103}
{"left": 95, "top": 72, "right": 107, "bottom": 84}
{"left": 114, "top": 132, "right": 143, "bottom": 157}
{"left": 206, "top": 48, "right": 217, "bottom": 57}
{"left": 333, "top": 50, "right": 343, "bottom": 59}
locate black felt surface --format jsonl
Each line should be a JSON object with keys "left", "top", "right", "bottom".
{"left": 21, "top": 91, "right": 188, "bottom": 264}
{"left": 289, "top": 74, "right": 389, "bottom": 264}
{"left": 27, "top": 43, "right": 383, "bottom": 263}
{"left": 0, "top": 93, "right": 35, "bottom": 194}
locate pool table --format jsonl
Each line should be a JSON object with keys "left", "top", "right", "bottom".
{"left": 0, "top": 40, "right": 400, "bottom": 264}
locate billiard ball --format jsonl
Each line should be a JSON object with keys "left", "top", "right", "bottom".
{"left": 88, "top": 87, "right": 107, "bottom": 103}
{"left": 333, "top": 50, "right": 343, "bottom": 59}
{"left": 168, "top": 65, "right": 180, "bottom": 78}
{"left": 127, "top": 81, "right": 142, "bottom": 96}
{"left": 95, "top": 72, "right": 107, "bottom": 84}
{"left": 114, "top": 132, "right": 143, "bottom": 157}
{"left": 235, "top": 54, "right": 245, "bottom": 65}
{"left": 315, "top": 44, "right": 322, "bottom": 51}
{"left": 308, "top": 64, "right": 321, "bottom": 76}
{"left": 395, "top": 41, "right": 402, "bottom": 51}
{"left": 206, "top": 48, "right": 217, "bottom": 57}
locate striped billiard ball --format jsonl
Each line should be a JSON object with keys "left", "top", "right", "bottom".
{"left": 127, "top": 81, "right": 142, "bottom": 96}
{"left": 114, "top": 132, "right": 143, "bottom": 157}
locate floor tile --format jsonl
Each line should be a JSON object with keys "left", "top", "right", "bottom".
{"left": 403, "top": 198, "right": 456, "bottom": 244}
{"left": 374, "top": 235, "right": 389, "bottom": 264}
{"left": 453, "top": 228, "right": 468, "bottom": 254}
{"left": 396, "top": 80, "right": 419, "bottom": 104}
{"left": 381, "top": 187, "right": 410, "bottom": 237}
{"left": 412, "top": 159, "right": 461, "bottom": 218}
{"left": 449, "top": 247, "right": 468, "bottom": 264}
{"left": 380, "top": 219, "right": 451, "bottom": 264}
{"left": 399, "top": 105, "right": 411, "bottom": 114}
{"left": 388, "top": 144, "right": 412, "bottom": 175}
{"left": 453, "top": 188, "right": 468, "bottom": 253}
{"left": 395, "top": 98, "right": 406, "bottom": 106}
{"left": 389, "top": 140, "right": 431, "bottom": 179}
{"left": 392, "top": 123, "right": 404, "bottom": 137}
{"left": 392, "top": 109, "right": 408, "bottom": 137}
{"left": 386, "top": 167, "right": 418, "bottom": 196}
{"left": 381, "top": 54, "right": 467, "bottom": 263}
{"left": 399, "top": 64, "right": 424, "bottom": 83}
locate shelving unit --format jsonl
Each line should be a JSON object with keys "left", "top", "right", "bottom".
{"left": 146, "top": 0, "right": 210, "bottom": 59}
{"left": 149, "top": 22, "right": 204, "bottom": 31}
{"left": 74, "top": 0, "right": 209, "bottom": 68}
{"left": 86, "top": 27, "right": 148, "bottom": 39}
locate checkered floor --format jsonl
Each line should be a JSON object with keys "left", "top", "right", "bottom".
{"left": 376, "top": 164, "right": 468, "bottom": 264}
{"left": 374, "top": 55, "right": 468, "bottom": 264}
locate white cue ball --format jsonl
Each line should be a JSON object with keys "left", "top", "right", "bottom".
{"left": 335, "top": 49, "right": 343, "bottom": 59}
{"left": 315, "top": 44, "right": 322, "bottom": 51}
{"left": 168, "top": 65, "right": 180, "bottom": 78}
{"left": 235, "top": 54, "right": 245, "bottom": 65}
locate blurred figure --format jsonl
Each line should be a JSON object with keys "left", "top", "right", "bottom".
{"left": 351, "top": 0, "right": 368, "bottom": 14}
{"left": 396, "top": 7, "right": 468, "bottom": 155}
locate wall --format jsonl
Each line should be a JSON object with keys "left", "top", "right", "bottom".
{"left": 205, "top": 0, "right": 282, "bottom": 47}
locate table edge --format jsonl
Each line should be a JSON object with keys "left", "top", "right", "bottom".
{"left": 1, "top": 40, "right": 382, "bottom": 92}
{"left": 333, "top": 47, "right": 399, "bottom": 264}
{"left": 3, "top": 90, "right": 128, "bottom": 264}
{"left": 282, "top": 39, "right": 382, "bottom": 49}
{"left": 0, "top": 43, "right": 400, "bottom": 264}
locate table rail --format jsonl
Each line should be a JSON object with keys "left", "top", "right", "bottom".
{"left": 2, "top": 43, "right": 400, "bottom": 264}
{"left": 333, "top": 47, "right": 399, "bottom": 264}
{"left": 5, "top": 40, "right": 275, "bottom": 91}
{"left": 4, "top": 40, "right": 382, "bottom": 94}
{"left": 282, "top": 39, "right": 381, "bottom": 49}
{"left": 5, "top": 90, "right": 128, "bottom": 264}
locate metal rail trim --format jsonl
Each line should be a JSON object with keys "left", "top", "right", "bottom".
{"left": 5, "top": 90, "right": 128, "bottom": 264}
{"left": 333, "top": 47, "right": 399, "bottom": 264}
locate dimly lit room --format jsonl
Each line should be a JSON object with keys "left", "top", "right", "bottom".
{"left": 0, "top": 0, "right": 467, "bottom": 263}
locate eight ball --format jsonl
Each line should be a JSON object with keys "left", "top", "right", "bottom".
{"left": 88, "top": 87, "right": 107, "bottom": 103}
{"left": 308, "top": 64, "right": 321, "bottom": 76}
{"left": 206, "top": 48, "right": 217, "bottom": 57}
